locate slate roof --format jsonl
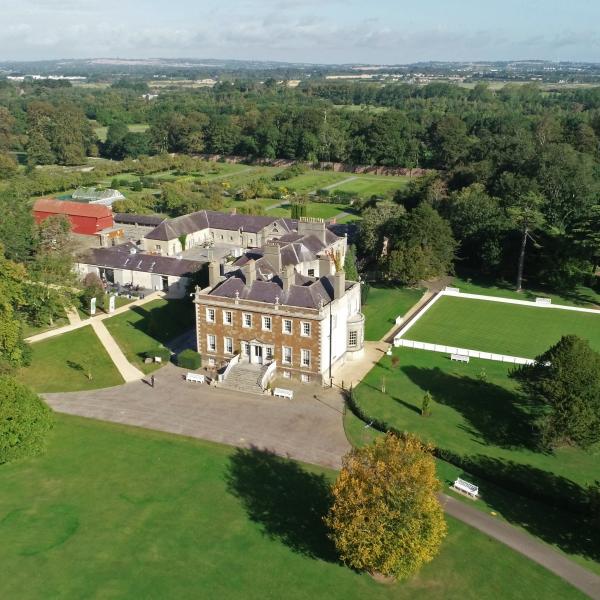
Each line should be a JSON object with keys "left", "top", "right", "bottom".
{"left": 144, "top": 210, "right": 296, "bottom": 241}
{"left": 209, "top": 270, "right": 353, "bottom": 310}
{"left": 79, "top": 242, "right": 206, "bottom": 277}
{"left": 234, "top": 233, "right": 334, "bottom": 276}
{"left": 114, "top": 213, "right": 166, "bottom": 227}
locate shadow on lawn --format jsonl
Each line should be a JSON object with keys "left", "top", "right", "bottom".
{"left": 129, "top": 301, "right": 194, "bottom": 347}
{"left": 226, "top": 447, "right": 337, "bottom": 562}
{"left": 403, "top": 366, "right": 539, "bottom": 451}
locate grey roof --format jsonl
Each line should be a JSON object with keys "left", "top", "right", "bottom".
{"left": 209, "top": 270, "right": 353, "bottom": 310}
{"left": 79, "top": 242, "right": 206, "bottom": 277}
{"left": 234, "top": 233, "right": 331, "bottom": 275}
{"left": 144, "top": 210, "right": 296, "bottom": 241}
{"left": 114, "top": 213, "right": 166, "bottom": 227}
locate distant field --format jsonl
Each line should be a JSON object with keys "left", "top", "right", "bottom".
{"left": 333, "top": 175, "right": 410, "bottom": 197}
{"left": 406, "top": 296, "right": 600, "bottom": 357}
{"left": 280, "top": 171, "right": 350, "bottom": 193}
{"left": 268, "top": 202, "right": 353, "bottom": 220}
{"left": 93, "top": 123, "right": 150, "bottom": 142}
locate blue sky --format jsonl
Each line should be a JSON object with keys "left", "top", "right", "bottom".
{"left": 2, "top": 0, "right": 600, "bottom": 63}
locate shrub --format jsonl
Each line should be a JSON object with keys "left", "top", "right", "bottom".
{"left": 145, "top": 347, "right": 171, "bottom": 362}
{"left": 177, "top": 349, "right": 202, "bottom": 370}
{"left": 0, "top": 376, "right": 54, "bottom": 465}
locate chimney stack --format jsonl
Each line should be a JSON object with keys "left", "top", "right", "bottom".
{"left": 263, "top": 242, "right": 282, "bottom": 273}
{"left": 208, "top": 261, "right": 221, "bottom": 288}
{"left": 243, "top": 259, "right": 256, "bottom": 287}
{"left": 281, "top": 263, "right": 294, "bottom": 293}
{"left": 319, "top": 255, "right": 332, "bottom": 277}
{"left": 334, "top": 269, "right": 346, "bottom": 300}
{"left": 297, "top": 217, "right": 327, "bottom": 245}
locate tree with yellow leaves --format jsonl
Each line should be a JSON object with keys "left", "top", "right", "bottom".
{"left": 324, "top": 432, "right": 447, "bottom": 580}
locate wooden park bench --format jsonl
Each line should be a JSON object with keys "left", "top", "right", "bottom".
{"left": 185, "top": 372, "right": 205, "bottom": 384}
{"left": 451, "top": 353, "right": 470, "bottom": 363}
{"left": 452, "top": 477, "right": 479, "bottom": 499}
{"left": 273, "top": 387, "right": 293, "bottom": 400}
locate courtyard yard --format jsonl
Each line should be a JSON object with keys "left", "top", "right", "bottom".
{"left": 0, "top": 415, "right": 584, "bottom": 600}
{"left": 405, "top": 296, "right": 600, "bottom": 357}
{"left": 18, "top": 326, "right": 124, "bottom": 393}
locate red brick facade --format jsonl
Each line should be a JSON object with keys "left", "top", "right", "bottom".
{"left": 195, "top": 297, "right": 323, "bottom": 382}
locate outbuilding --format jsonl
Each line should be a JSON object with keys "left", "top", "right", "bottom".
{"left": 33, "top": 198, "right": 114, "bottom": 235}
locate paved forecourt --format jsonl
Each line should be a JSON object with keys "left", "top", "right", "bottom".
{"left": 44, "top": 363, "right": 351, "bottom": 469}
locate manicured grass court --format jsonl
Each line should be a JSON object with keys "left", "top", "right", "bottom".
{"left": 362, "top": 286, "right": 425, "bottom": 341}
{"left": 0, "top": 415, "right": 584, "bottom": 599}
{"left": 406, "top": 296, "right": 600, "bottom": 357}
{"left": 18, "top": 326, "right": 123, "bottom": 393}
{"left": 104, "top": 299, "right": 194, "bottom": 374}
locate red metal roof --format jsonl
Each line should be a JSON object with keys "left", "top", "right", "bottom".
{"left": 33, "top": 198, "right": 113, "bottom": 219}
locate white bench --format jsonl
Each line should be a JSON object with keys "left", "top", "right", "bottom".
{"left": 273, "top": 387, "right": 293, "bottom": 400}
{"left": 185, "top": 373, "right": 205, "bottom": 383}
{"left": 535, "top": 297, "right": 552, "bottom": 305}
{"left": 154, "top": 356, "right": 162, "bottom": 363}
{"left": 451, "top": 353, "right": 470, "bottom": 363}
{"left": 452, "top": 478, "right": 479, "bottom": 498}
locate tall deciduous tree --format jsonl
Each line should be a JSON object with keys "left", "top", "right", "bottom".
{"left": 512, "top": 335, "right": 600, "bottom": 449}
{"left": 507, "top": 191, "right": 545, "bottom": 291}
{"left": 325, "top": 433, "right": 447, "bottom": 580}
{"left": 383, "top": 204, "right": 456, "bottom": 285}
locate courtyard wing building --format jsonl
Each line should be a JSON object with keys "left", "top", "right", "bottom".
{"left": 194, "top": 223, "right": 365, "bottom": 386}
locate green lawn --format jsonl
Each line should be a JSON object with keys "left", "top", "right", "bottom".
{"left": 269, "top": 202, "right": 354, "bottom": 220}
{"left": 18, "top": 326, "right": 124, "bottom": 393}
{"left": 406, "top": 296, "right": 600, "bottom": 357}
{"left": 451, "top": 275, "right": 600, "bottom": 309}
{"left": 103, "top": 299, "right": 194, "bottom": 373}
{"left": 363, "top": 286, "right": 425, "bottom": 341}
{"left": 333, "top": 176, "right": 410, "bottom": 197}
{"left": 0, "top": 415, "right": 584, "bottom": 599}
{"left": 353, "top": 347, "right": 600, "bottom": 491}
{"left": 279, "top": 171, "right": 350, "bottom": 193}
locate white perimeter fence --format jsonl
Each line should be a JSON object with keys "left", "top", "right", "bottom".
{"left": 392, "top": 287, "right": 600, "bottom": 365}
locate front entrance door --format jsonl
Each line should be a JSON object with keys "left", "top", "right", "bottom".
{"left": 253, "top": 344, "right": 263, "bottom": 365}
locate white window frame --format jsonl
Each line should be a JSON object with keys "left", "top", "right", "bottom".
{"left": 301, "top": 321, "right": 311, "bottom": 337}
{"left": 301, "top": 349, "right": 311, "bottom": 368}
{"left": 224, "top": 337, "right": 233, "bottom": 355}
{"left": 282, "top": 346, "right": 292, "bottom": 365}
{"left": 243, "top": 313, "right": 252, "bottom": 328}
{"left": 223, "top": 310, "right": 233, "bottom": 325}
{"left": 206, "top": 308, "right": 216, "bottom": 323}
{"left": 262, "top": 315, "right": 272, "bottom": 332}
{"left": 282, "top": 319, "right": 292, "bottom": 335}
{"left": 207, "top": 334, "right": 216, "bottom": 352}
{"left": 348, "top": 330, "right": 358, "bottom": 348}
{"left": 283, "top": 370, "right": 291, "bottom": 379}
{"left": 301, "top": 373, "right": 310, "bottom": 383}
{"left": 265, "top": 346, "right": 274, "bottom": 361}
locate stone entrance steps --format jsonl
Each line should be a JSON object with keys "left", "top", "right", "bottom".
{"left": 221, "top": 362, "right": 269, "bottom": 395}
